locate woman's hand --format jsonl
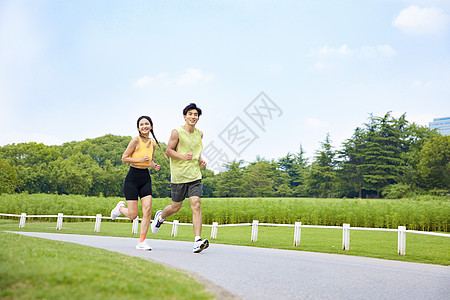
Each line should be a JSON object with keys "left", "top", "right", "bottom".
{"left": 150, "top": 161, "right": 160, "bottom": 171}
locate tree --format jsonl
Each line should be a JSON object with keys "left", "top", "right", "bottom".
{"left": 340, "top": 113, "right": 409, "bottom": 198}
{"left": 242, "top": 159, "right": 275, "bottom": 197}
{"left": 214, "top": 160, "right": 245, "bottom": 197}
{"left": 0, "top": 159, "right": 19, "bottom": 193}
{"left": 201, "top": 168, "right": 216, "bottom": 197}
{"left": 305, "top": 134, "right": 337, "bottom": 197}
{"left": 417, "top": 135, "right": 450, "bottom": 190}
{"left": 278, "top": 145, "right": 309, "bottom": 195}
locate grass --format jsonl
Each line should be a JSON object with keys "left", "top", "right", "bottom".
{"left": 1, "top": 218, "right": 449, "bottom": 265}
{"left": 0, "top": 231, "right": 213, "bottom": 300}
{"left": 2, "top": 194, "right": 449, "bottom": 231}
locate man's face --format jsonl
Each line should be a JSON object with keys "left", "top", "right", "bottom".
{"left": 184, "top": 109, "right": 199, "bottom": 126}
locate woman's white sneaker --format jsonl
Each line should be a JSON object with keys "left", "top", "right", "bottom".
{"left": 111, "top": 201, "right": 125, "bottom": 220}
{"left": 136, "top": 240, "right": 152, "bottom": 250}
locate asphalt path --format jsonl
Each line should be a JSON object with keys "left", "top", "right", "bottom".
{"left": 11, "top": 232, "right": 450, "bottom": 300}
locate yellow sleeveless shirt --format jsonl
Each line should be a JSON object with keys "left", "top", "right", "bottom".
{"left": 170, "top": 126, "right": 203, "bottom": 183}
{"left": 131, "top": 137, "right": 153, "bottom": 167}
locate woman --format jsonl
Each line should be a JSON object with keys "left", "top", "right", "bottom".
{"left": 111, "top": 116, "right": 161, "bottom": 250}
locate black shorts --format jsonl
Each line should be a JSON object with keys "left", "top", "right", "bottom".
{"left": 170, "top": 180, "right": 202, "bottom": 202}
{"left": 123, "top": 167, "right": 152, "bottom": 200}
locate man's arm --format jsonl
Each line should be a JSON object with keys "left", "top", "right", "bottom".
{"left": 166, "top": 129, "right": 192, "bottom": 161}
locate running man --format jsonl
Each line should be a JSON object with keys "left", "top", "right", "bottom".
{"left": 151, "top": 103, "right": 209, "bottom": 253}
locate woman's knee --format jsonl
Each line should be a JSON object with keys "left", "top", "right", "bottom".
{"left": 128, "top": 212, "right": 138, "bottom": 220}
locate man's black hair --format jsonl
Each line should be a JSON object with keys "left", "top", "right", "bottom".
{"left": 183, "top": 103, "right": 202, "bottom": 116}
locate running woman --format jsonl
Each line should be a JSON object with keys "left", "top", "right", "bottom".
{"left": 111, "top": 116, "right": 162, "bottom": 250}
{"left": 151, "top": 103, "right": 209, "bottom": 253}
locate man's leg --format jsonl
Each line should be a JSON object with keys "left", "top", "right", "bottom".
{"left": 161, "top": 201, "right": 183, "bottom": 219}
{"left": 189, "top": 196, "right": 202, "bottom": 237}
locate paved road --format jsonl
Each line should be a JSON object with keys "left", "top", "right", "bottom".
{"left": 11, "top": 232, "right": 450, "bottom": 300}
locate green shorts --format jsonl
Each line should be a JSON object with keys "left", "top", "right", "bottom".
{"left": 170, "top": 180, "right": 203, "bottom": 202}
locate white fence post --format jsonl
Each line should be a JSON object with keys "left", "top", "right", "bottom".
{"left": 19, "top": 213, "right": 27, "bottom": 228}
{"left": 211, "top": 222, "right": 218, "bottom": 239}
{"left": 251, "top": 220, "right": 259, "bottom": 242}
{"left": 56, "top": 213, "right": 63, "bottom": 230}
{"left": 132, "top": 217, "right": 139, "bottom": 234}
{"left": 342, "top": 223, "right": 350, "bottom": 250}
{"left": 293, "top": 222, "right": 302, "bottom": 246}
{"left": 94, "top": 214, "right": 102, "bottom": 232}
{"left": 171, "top": 220, "right": 179, "bottom": 237}
{"left": 398, "top": 226, "right": 406, "bottom": 255}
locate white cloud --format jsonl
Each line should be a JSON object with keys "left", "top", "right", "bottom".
{"left": 393, "top": 6, "right": 450, "bottom": 35}
{"left": 304, "top": 118, "right": 328, "bottom": 129}
{"left": 311, "top": 44, "right": 396, "bottom": 59}
{"left": 176, "top": 68, "right": 212, "bottom": 86}
{"left": 134, "top": 73, "right": 170, "bottom": 87}
{"left": 134, "top": 68, "right": 212, "bottom": 88}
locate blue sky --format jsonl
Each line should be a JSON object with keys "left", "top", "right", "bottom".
{"left": 1, "top": 0, "right": 449, "bottom": 172}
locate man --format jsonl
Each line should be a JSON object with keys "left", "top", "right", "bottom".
{"left": 151, "top": 103, "right": 209, "bottom": 253}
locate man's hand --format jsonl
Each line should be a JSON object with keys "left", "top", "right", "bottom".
{"left": 184, "top": 152, "right": 193, "bottom": 161}
{"left": 199, "top": 159, "right": 207, "bottom": 168}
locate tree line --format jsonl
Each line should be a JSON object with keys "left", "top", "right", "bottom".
{"left": 1, "top": 112, "right": 448, "bottom": 198}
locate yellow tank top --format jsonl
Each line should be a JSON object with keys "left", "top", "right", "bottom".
{"left": 170, "top": 126, "right": 203, "bottom": 183}
{"left": 131, "top": 137, "right": 153, "bottom": 167}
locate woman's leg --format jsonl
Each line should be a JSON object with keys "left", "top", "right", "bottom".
{"left": 140, "top": 195, "right": 152, "bottom": 236}
{"left": 120, "top": 200, "right": 139, "bottom": 220}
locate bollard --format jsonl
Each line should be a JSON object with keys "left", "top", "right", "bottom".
{"left": 132, "top": 217, "right": 139, "bottom": 234}
{"left": 342, "top": 223, "right": 350, "bottom": 250}
{"left": 251, "top": 220, "right": 259, "bottom": 242}
{"left": 19, "top": 213, "right": 27, "bottom": 228}
{"left": 398, "top": 226, "right": 406, "bottom": 255}
{"left": 293, "top": 222, "right": 302, "bottom": 246}
{"left": 211, "top": 222, "right": 218, "bottom": 239}
{"left": 94, "top": 214, "right": 102, "bottom": 232}
{"left": 171, "top": 220, "right": 179, "bottom": 237}
{"left": 56, "top": 213, "right": 63, "bottom": 230}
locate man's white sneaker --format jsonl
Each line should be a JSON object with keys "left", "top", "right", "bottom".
{"left": 136, "top": 240, "right": 152, "bottom": 250}
{"left": 151, "top": 210, "right": 164, "bottom": 234}
{"left": 111, "top": 201, "right": 125, "bottom": 220}
{"left": 193, "top": 239, "right": 209, "bottom": 253}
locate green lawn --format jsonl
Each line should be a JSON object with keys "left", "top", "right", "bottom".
{"left": 1, "top": 217, "right": 449, "bottom": 299}
{"left": 0, "top": 231, "right": 213, "bottom": 300}
{"left": 1, "top": 218, "right": 449, "bottom": 265}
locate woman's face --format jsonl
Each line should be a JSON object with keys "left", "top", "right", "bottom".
{"left": 138, "top": 118, "right": 152, "bottom": 135}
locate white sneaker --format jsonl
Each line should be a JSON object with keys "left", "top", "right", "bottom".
{"left": 193, "top": 239, "right": 209, "bottom": 253}
{"left": 111, "top": 201, "right": 125, "bottom": 220}
{"left": 136, "top": 240, "right": 152, "bottom": 250}
{"left": 151, "top": 210, "right": 164, "bottom": 234}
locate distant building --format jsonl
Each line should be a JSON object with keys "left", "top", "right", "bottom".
{"left": 429, "top": 117, "right": 450, "bottom": 135}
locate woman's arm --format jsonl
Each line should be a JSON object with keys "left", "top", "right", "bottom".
{"left": 121, "top": 137, "right": 149, "bottom": 164}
